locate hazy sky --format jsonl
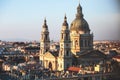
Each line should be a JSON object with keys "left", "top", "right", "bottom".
{"left": 0, "top": 0, "right": 120, "bottom": 41}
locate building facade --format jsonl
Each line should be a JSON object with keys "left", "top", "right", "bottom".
{"left": 39, "top": 3, "right": 107, "bottom": 72}
{"left": 70, "top": 4, "right": 93, "bottom": 55}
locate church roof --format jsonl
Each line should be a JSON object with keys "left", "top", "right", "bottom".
{"left": 44, "top": 50, "right": 58, "bottom": 57}
{"left": 77, "top": 50, "right": 107, "bottom": 59}
{"left": 43, "top": 51, "right": 58, "bottom": 58}
{"left": 49, "top": 51, "right": 59, "bottom": 57}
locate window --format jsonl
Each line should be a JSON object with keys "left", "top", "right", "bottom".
{"left": 75, "top": 40, "right": 78, "bottom": 46}
{"left": 66, "top": 34, "right": 68, "bottom": 40}
{"left": 46, "top": 49, "right": 48, "bottom": 52}
{"left": 61, "top": 33, "right": 63, "bottom": 39}
{"left": 66, "top": 44, "right": 68, "bottom": 47}
{"left": 87, "top": 40, "right": 89, "bottom": 47}
{"left": 80, "top": 40, "right": 83, "bottom": 47}
{"left": 66, "top": 63, "right": 69, "bottom": 68}
{"left": 66, "top": 50, "right": 69, "bottom": 56}
{"left": 45, "top": 34, "right": 47, "bottom": 40}
{"left": 88, "top": 40, "right": 91, "bottom": 47}
{"left": 75, "top": 40, "right": 78, "bottom": 49}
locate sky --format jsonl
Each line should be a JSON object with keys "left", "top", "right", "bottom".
{"left": 0, "top": 0, "right": 120, "bottom": 41}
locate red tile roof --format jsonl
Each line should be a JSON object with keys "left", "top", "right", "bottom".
{"left": 113, "top": 55, "right": 120, "bottom": 59}
{"left": 68, "top": 67, "right": 81, "bottom": 72}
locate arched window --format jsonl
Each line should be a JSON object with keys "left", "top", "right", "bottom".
{"left": 46, "top": 49, "right": 48, "bottom": 52}
{"left": 49, "top": 62, "right": 52, "bottom": 70}
{"left": 66, "top": 34, "right": 68, "bottom": 40}
{"left": 75, "top": 40, "right": 78, "bottom": 46}
{"left": 61, "top": 33, "right": 63, "bottom": 39}
{"left": 80, "top": 40, "right": 83, "bottom": 47}
{"left": 45, "top": 34, "right": 47, "bottom": 40}
{"left": 66, "top": 44, "right": 68, "bottom": 47}
{"left": 66, "top": 50, "right": 69, "bottom": 56}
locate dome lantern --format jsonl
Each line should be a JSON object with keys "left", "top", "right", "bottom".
{"left": 76, "top": 3, "right": 83, "bottom": 19}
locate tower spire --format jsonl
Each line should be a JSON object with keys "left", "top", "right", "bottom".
{"left": 64, "top": 14, "right": 67, "bottom": 22}
{"left": 44, "top": 17, "right": 46, "bottom": 23}
{"left": 43, "top": 17, "right": 48, "bottom": 28}
{"left": 44, "top": 17, "right": 46, "bottom": 25}
{"left": 62, "top": 14, "right": 68, "bottom": 26}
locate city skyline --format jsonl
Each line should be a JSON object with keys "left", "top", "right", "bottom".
{"left": 0, "top": 0, "right": 120, "bottom": 41}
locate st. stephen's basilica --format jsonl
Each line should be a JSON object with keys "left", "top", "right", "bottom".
{"left": 39, "top": 3, "right": 108, "bottom": 72}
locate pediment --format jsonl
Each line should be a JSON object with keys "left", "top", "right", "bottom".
{"left": 44, "top": 52, "right": 55, "bottom": 58}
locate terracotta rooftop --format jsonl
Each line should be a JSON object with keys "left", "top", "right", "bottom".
{"left": 113, "top": 55, "right": 120, "bottom": 59}
{"left": 68, "top": 67, "right": 81, "bottom": 72}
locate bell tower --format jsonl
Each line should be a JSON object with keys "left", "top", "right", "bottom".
{"left": 57, "top": 15, "right": 72, "bottom": 71}
{"left": 39, "top": 18, "right": 50, "bottom": 65}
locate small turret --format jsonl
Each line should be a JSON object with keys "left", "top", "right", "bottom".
{"left": 42, "top": 18, "right": 48, "bottom": 28}
{"left": 62, "top": 14, "right": 68, "bottom": 26}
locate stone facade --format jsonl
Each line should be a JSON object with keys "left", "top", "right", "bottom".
{"left": 39, "top": 3, "right": 106, "bottom": 71}
{"left": 70, "top": 4, "right": 93, "bottom": 55}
